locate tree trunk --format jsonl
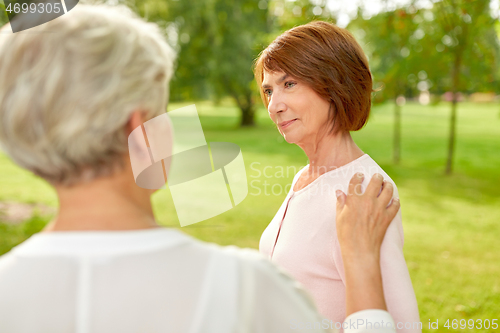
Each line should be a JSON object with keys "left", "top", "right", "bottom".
{"left": 240, "top": 105, "right": 256, "bottom": 126}
{"left": 393, "top": 100, "right": 401, "bottom": 164}
{"left": 233, "top": 91, "right": 256, "bottom": 127}
{"left": 446, "top": 98, "right": 457, "bottom": 175}
{"left": 445, "top": 50, "right": 463, "bottom": 175}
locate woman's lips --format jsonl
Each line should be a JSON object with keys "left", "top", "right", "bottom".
{"left": 279, "top": 118, "right": 298, "bottom": 129}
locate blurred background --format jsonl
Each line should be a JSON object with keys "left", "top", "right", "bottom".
{"left": 0, "top": 0, "right": 499, "bottom": 331}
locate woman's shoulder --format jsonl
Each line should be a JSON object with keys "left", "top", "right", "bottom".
{"left": 357, "top": 155, "right": 398, "bottom": 186}
{"left": 319, "top": 154, "right": 399, "bottom": 196}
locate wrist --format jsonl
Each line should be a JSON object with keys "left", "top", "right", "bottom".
{"left": 343, "top": 255, "right": 381, "bottom": 277}
{"left": 340, "top": 247, "right": 381, "bottom": 266}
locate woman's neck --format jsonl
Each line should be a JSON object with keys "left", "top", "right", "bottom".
{"left": 42, "top": 171, "right": 159, "bottom": 232}
{"left": 297, "top": 130, "right": 364, "bottom": 176}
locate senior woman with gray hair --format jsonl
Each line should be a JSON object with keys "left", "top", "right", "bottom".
{"left": 0, "top": 3, "right": 400, "bottom": 333}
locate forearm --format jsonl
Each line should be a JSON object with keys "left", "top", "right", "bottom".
{"left": 343, "top": 253, "right": 386, "bottom": 317}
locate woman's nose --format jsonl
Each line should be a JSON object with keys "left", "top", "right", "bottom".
{"left": 268, "top": 94, "right": 287, "bottom": 115}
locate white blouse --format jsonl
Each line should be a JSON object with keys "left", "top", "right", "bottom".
{"left": 0, "top": 227, "right": 396, "bottom": 333}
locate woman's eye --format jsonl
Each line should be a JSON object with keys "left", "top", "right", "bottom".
{"left": 285, "top": 81, "right": 296, "bottom": 88}
{"left": 264, "top": 89, "right": 272, "bottom": 97}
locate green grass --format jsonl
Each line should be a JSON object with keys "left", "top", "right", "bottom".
{"left": 0, "top": 100, "right": 499, "bottom": 332}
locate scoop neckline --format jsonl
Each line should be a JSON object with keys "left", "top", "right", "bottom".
{"left": 292, "top": 153, "right": 369, "bottom": 195}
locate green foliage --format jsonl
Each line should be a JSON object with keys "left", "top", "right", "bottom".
{"left": 208, "top": 0, "right": 270, "bottom": 125}
{"left": 349, "top": 4, "right": 421, "bottom": 102}
{"left": 350, "top": 1, "right": 500, "bottom": 102}
{"left": 148, "top": 0, "right": 216, "bottom": 101}
{"left": 270, "top": 0, "right": 331, "bottom": 31}
{"left": 132, "top": 0, "right": 333, "bottom": 126}
{"left": 0, "top": 1, "right": 8, "bottom": 26}
{"left": 423, "top": 0, "right": 499, "bottom": 94}
{"left": 134, "top": 0, "right": 271, "bottom": 125}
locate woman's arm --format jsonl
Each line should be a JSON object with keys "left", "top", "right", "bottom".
{"left": 376, "top": 207, "right": 421, "bottom": 332}
{"left": 335, "top": 173, "right": 400, "bottom": 316}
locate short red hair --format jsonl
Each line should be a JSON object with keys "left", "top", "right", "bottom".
{"left": 254, "top": 21, "right": 373, "bottom": 132}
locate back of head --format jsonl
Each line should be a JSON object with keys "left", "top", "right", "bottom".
{"left": 0, "top": 3, "right": 176, "bottom": 185}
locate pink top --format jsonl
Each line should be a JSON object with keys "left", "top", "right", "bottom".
{"left": 259, "top": 154, "right": 421, "bottom": 332}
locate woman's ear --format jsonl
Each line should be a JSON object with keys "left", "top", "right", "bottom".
{"left": 126, "top": 110, "right": 147, "bottom": 136}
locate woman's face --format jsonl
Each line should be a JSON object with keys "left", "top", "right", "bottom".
{"left": 262, "top": 70, "right": 332, "bottom": 145}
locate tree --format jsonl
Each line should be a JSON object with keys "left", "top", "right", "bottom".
{"left": 350, "top": 4, "right": 420, "bottom": 164}
{"left": 135, "top": 0, "right": 215, "bottom": 102}
{"left": 209, "top": 0, "right": 270, "bottom": 126}
{"left": 136, "top": 0, "right": 270, "bottom": 126}
{"left": 429, "top": 0, "right": 498, "bottom": 174}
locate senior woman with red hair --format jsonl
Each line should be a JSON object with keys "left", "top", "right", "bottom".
{"left": 0, "top": 4, "right": 402, "bottom": 333}
{"left": 256, "top": 22, "right": 421, "bottom": 332}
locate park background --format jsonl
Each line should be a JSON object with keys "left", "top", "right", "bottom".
{"left": 0, "top": 0, "right": 499, "bottom": 331}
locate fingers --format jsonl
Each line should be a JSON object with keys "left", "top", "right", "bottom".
{"left": 348, "top": 172, "right": 365, "bottom": 196}
{"left": 336, "top": 190, "right": 346, "bottom": 216}
{"left": 386, "top": 197, "right": 400, "bottom": 222}
{"left": 378, "top": 181, "right": 394, "bottom": 208}
{"left": 365, "top": 173, "right": 384, "bottom": 197}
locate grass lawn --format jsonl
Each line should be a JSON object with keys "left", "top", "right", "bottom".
{"left": 0, "top": 100, "right": 499, "bottom": 332}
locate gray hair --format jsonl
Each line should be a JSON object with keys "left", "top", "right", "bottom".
{"left": 0, "top": 3, "right": 176, "bottom": 185}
